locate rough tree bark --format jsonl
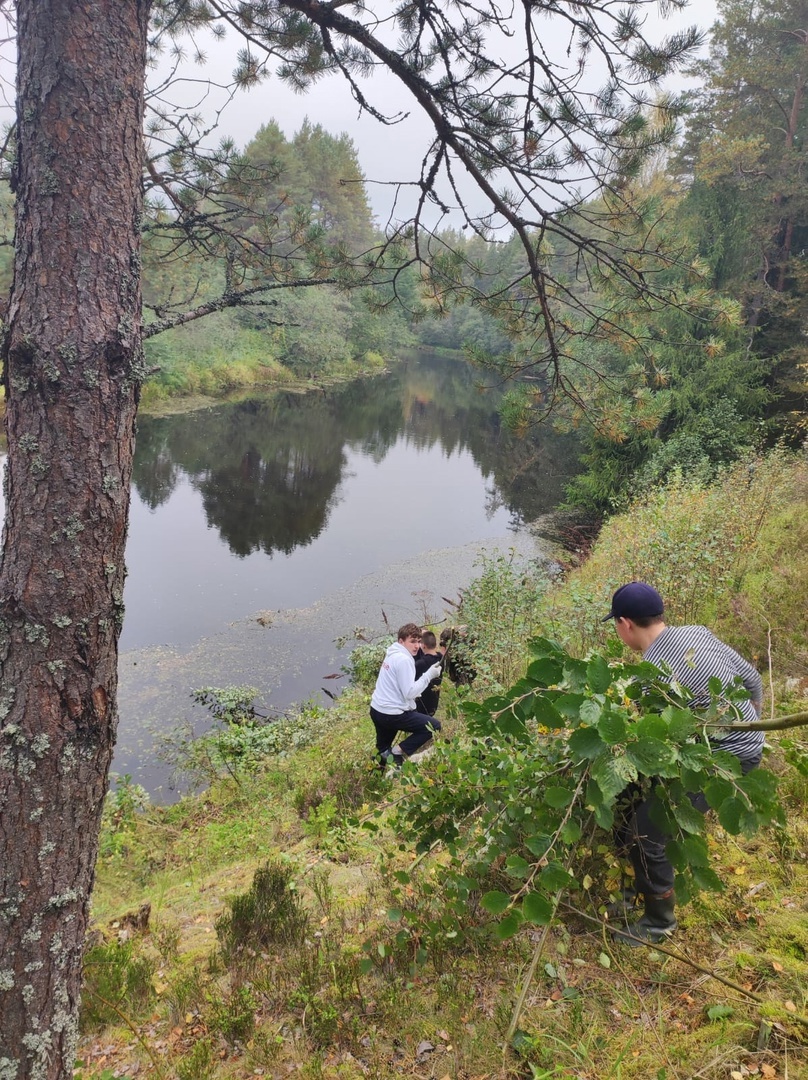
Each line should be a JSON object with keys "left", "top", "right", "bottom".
{"left": 0, "top": 2, "right": 150, "bottom": 1076}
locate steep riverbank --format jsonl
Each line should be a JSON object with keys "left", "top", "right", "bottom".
{"left": 82, "top": 446, "right": 808, "bottom": 1080}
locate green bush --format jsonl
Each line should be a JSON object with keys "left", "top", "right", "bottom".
{"left": 344, "top": 636, "right": 391, "bottom": 690}
{"left": 210, "top": 984, "right": 257, "bottom": 1045}
{"left": 175, "top": 1037, "right": 216, "bottom": 1080}
{"left": 215, "top": 860, "right": 309, "bottom": 968}
{"left": 159, "top": 688, "right": 334, "bottom": 788}
{"left": 386, "top": 635, "right": 783, "bottom": 949}
{"left": 80, "top": 939, "right": 154, "bottom": 1031}
{"left": 455, "top": 551, "right": 551, "bottom": 690}
{"left": 99, "top": 774, "right": 150, "bottom": 859}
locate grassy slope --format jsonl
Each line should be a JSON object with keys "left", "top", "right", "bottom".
{"left": 80, "top": 450, "right": 808, "bottom": 1080}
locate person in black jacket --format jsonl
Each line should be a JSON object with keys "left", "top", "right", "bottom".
{"left": 414, "top": 631, "right": 443, "bottom": 716}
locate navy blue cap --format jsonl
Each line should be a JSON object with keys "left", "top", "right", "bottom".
{"left": 602, "top": 582, "right": 664, "bottom": 622}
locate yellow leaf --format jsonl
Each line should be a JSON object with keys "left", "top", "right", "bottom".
{"left": 785, "top": 1000, "right": 797, "bottom": 1012}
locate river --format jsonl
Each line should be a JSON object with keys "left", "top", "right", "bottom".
{"left": 1, "top": 351, "right": 579, "bottom": 798}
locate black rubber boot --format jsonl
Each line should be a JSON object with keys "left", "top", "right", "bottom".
{"left": 611, "top": 893, "right": 677, "bottom": 947}
{"left": 605, "top": 886, "right": 639, "bottom": 920}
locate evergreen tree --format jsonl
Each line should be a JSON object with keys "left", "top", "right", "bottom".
{"left": 678, "top": 0, "right": 808, "bottom": 428}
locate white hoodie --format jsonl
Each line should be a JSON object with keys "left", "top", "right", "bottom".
{"left": 371, "top": 641, "right": 437, "bottom": 714}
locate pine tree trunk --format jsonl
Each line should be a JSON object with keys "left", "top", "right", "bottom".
{"left": 0, "top": 2, "right": 150, "bottom": 1077}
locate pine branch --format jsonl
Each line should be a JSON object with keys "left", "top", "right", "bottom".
{"left": 143, "top": 278, "right": 337, "bottom": 338}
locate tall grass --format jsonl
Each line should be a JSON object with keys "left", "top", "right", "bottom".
{"left": 541, "top": 447, "right": 808, "bottom": 673}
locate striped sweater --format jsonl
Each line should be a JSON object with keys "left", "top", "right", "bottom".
{"left": 643, "top": 625, "right": 764, "bottom": 762}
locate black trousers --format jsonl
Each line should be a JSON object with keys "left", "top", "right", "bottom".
{"left": 369, "top": 706, "right": 441, "bottom": 757}
{"left": 614, "top": 755, "right": 761, "bottom": 897}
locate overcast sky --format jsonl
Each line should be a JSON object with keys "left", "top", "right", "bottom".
{"left": 150, "top": 0, "right": 719, "bottom": 227}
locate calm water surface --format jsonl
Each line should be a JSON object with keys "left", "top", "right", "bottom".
{"left": 1, "top": 352, "right": 579, "bottom": 795}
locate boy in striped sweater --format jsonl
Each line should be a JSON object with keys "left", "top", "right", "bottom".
{"left": 603, "top": 582, "right": 763, "bottom": 945}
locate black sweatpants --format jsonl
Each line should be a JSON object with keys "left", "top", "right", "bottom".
{"left": 369, "top": 706, "right": 441, "bottom": 757}
{"left": 613, "top": 755, "right": 761, "bottom": 897}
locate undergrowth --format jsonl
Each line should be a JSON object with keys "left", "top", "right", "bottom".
{"left": 79, "top": 446, "right": 808, "bottom": 1080}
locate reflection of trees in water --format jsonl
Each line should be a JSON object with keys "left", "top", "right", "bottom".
{"left": 132, "top": 354, "right": 579, "bottom": 556}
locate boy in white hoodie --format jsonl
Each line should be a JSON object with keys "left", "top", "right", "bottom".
{"left": 370, "top": 623, "right": 443, "bottom": 767}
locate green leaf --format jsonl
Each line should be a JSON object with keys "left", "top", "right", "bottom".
{"left": 671, "top": 797, "right": 707, "bottom": 834}
{"left": 529, "top": 637, "right": 564, "bottom": 660}
{"left": 626, "top": 737, "right": 679, "bottom": 777}
{"left": 569, "top": 726, "right": 605, "bottom": 760}
{"left": 562, "top": 658, "right": 589, "bottom": 691}
{"left": 560, "top": 819, "right": 582, "bottom": 843}
{"left": 738, "top": 768, "right": 779, "bottom": 805}
{"left": 690, "top": 865, "right": 724, "bottom": 892}
{"left": 579, "top": 699, "right": 602, "bottom": 725}
{"left": 717, "top": 797, "right": 744, "bottom": 835}
{"left": 532, "top": 695, "right": 566, "bottom": 729}
{"left": 526, "top": 657, "right": 564, "bottom": 686}
{"left": 386, "top": 908, "right": 403, "bottom": 922}
{"left": 647, "top": 792, "right": 677, "bottom": 835}
{"left": 544, "top": 785, "right": 575, "bottom": 809}
{"left": 598, "top": 952, "right": 611, "bottom": 969}
{"left": 665, "top": 839, "right": 688, "bottom": 871}
{"left": 555, "top": 693, "right": 585, "bottom": 718}
{"left": 496, "top": 709, "right": 529, "bottom": 741}
{"left": 510, "top": 1028, "right": 538, "bottom": 1053}
{"left": 662, "top": 707, "right": 697, "bottom": 740}
{"left": 674, "top": 875, "right": 694, "bottom": 905}
{"left": 703, "top": 777, "right": 734, "bottom": 810}
{"left": 524, "top": 834, "right": 552, "bottom": 858}
{"left": 591, "top": 752, "right": 638, "bottom": 802}
{"left": 481, "top": 890, "right": 512, "bottom": 915}
{"left": 682, "top": 835, "right": 711, "bottom": 868}
{"left": 678, "top": 744, "right": 713, "bottom": 770}
{"left": 522, "top": 892, "right": 554, "bottom": 925}
{"left": 632, "top": 714, "right": 669, "bottom": 740}
{"left": 495, "top": 911, "right": 523, "bottom": 939}
{"left": 738, "top": 805, "right": 766, "bottom": 834}
{"left": 706, "top": 1004, "right": 734, "bottom": 1021}
{"left": 712, "top": 750, "right": 743, "bottom": 777}
{"left": 540, "top": 863, "right": 576, "bottom": 892}
{"left": 587, "top": 654, "right": 612, "bottom": 694}
{"left": 666, "top": 834, "right": 710, "bottom": 871}
{"left": 598, "top": 711, "right": 627, "bottom": 745}
{"left": 593, "top": 802, "right": 614, "bottom": 829}
{"left": 505, "top": 855, "right": 531, "bottom": 879}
